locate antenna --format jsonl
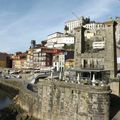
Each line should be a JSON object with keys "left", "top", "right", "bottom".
{"left": 72, "top": 12, "right": 82, "bottom": 26}
{"left": 72, "top": 12, "right": 80, "bottom": 20}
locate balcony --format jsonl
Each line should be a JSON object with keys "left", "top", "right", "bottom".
{"left": 81, "top": 65, "right": 104, "bottom": 70}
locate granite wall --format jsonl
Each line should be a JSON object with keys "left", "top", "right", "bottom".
{"left": 18, "top": 80, "right": 110, "bottom": 120}
{"left": 0, "top": 80, "right": 111, "bottom": 120}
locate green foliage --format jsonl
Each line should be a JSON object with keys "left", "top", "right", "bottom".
{"left": 64, "top": 25, "right": 69, "bottom": 31}
{"left": 63, "top": 44, "right": 74, "bottom": 50}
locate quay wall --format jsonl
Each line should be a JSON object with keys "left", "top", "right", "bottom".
{"left": 0, "top": 79, "right": 21, "bottom": 97}
{"left": 0, "top": 80, "right": 110, "bottom": 120}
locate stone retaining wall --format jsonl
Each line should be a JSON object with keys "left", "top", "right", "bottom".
{"left": 0, "top": 80, "right": 111, "bottom": 120}
{"left": 19, "top": 80, "right": 110, "bottom": 120}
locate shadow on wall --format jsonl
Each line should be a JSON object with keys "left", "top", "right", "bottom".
{"left": 110, "top": 94, "right": 120, "bottom": 119}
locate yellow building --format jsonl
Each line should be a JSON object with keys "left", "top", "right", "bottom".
{"left": 65, "top": 59, "right": 74, "bottom": 68}
{"left": 12, "top": 52, "right": 27, "bottom": 69}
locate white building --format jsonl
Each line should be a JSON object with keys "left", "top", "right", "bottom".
{"left": 53, "top": 53, "right": 65, "bottom": 71}
{"left": 47, "top": 32, "right": 63, "bottom": 40}
{"left": 83, "top": 23, "right": 105, "bottom": 30}
{"left": 65, "top": 16, "right": 90, "bottom": 34}
{"left": 65, "top": 20, "right": 80, "bottom": 34}
{"left": 45, "top": 32, "right": 74, "bottom": 48}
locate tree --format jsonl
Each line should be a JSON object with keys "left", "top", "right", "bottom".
{"left": 64, "top": 25, "right": 69, "bottom": 34}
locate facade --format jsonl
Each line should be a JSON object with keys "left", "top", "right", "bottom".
{"left": 83, "top": 22, "right": 105, "bottom": 30}
{"left": 26, "top": 48, "right": 47, "bottom": 69}
{"left": 47, "top": 32, "right": 63, "bottom": 39}
{"left": 53, "top": 50, "right": 74, "bottom": 71}
{"left": 102, "top": 18, "right": 120, "bottom": 71}
{"left": 65, "top": 20, "right": 80, "bottom": 34}
{"left": 53, "top": 53, "right": 65, "bottom": 71}
{"left": 12, "top": 52, "right": 27, "bottom": 69}
{"left": 33, "top": 48, "right": 46, "bottom": 68}
{"left": 0, "top": 52, "right": 12, "bottom": 68}
{"left": 42, "top": 48, "right": 62, "bottom": 67}
{"left": 26, "top": 45, "right": 63, "bottom": 69}
{"left": 65, "top": 16, "right": 90, "bottom": 34}
{"left": 26, "top": 40, "right": 47, "bottom": 69}
{"left": 25, "top": 39, "right": 74, "bottom": 71}
{"left": 74, "top": 21, "right": 117, "bottom": 78}
{"left": 45, "top": 32, "right": 74, "bottom": 49}
{"left": 26, "top": 49, "right": 34, "bottom": 69}
{"left": 82, "top": 17, "right": 120, "bottom": 71}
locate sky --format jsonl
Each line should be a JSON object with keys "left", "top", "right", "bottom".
{"left": 0, "top": 0, "right": 120, "bottom": 53}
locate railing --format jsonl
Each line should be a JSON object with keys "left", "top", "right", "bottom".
{"left": 81, "top": 66, "right": 104, "bottom": 70}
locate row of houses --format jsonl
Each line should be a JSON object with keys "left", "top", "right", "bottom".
{"left": 1, "top": 16, "right": 120, "bottom": 76}
{"left": 12, "top": 39, "right": 74, "bottom": 71}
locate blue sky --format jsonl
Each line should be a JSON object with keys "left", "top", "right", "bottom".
{"left": 0, "top": 0, "right": 120, "bottom": 53}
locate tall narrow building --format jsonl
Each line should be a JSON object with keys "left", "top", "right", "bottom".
{"left": 74, "top": 21, "right": 117, "bottom": 78}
